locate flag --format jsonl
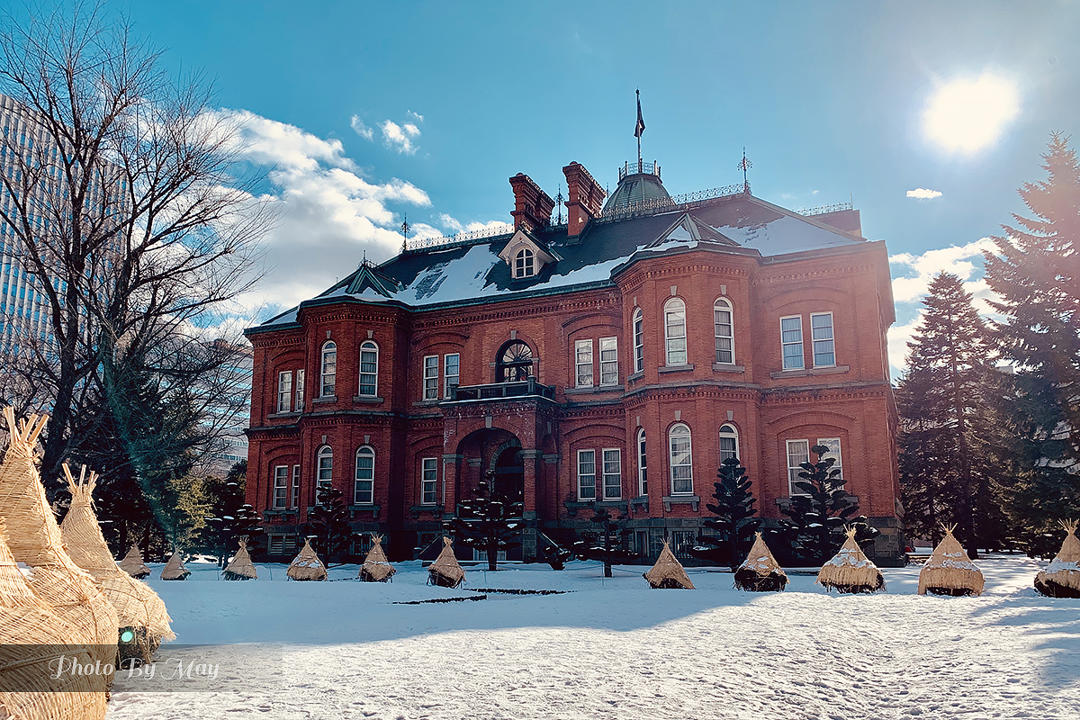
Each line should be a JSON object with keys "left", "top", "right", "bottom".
{"left": 634, "top": 89, "right": 645, "bottom": 138}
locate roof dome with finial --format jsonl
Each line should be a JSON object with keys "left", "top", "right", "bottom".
{"left": 602, "top": 160, "right": 671, "bottom": 213}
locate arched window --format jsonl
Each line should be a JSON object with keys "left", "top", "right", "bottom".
{"left": 719, "top": 424, "right": 739, "bottom": 464}
{"left": 714, "top": 298, "right": 734, "bottom": 364}
{"left": 358, "top": 340, "right": 378, "bottom": 396}
{"left": 636, "top": 428, "right": 648, "bottom": 496}
{"left": 513, "top": 248, "right": 535, "bottom": 278}
{"left": 668, "top": 423, "right": 693, "bottom": 495}
{"left": 496, "top": 340, "right": 534, "bottom": 382}
{"left": 354, "top": 446, "right": 374, "bottom": 505}
{"left": 320, "top": 341, "right": 337, "bottom": 397}
{"left": 664, "top": 298, "right": 687, "bottom": 366}
{"left": 315, "top": 445, "right": 333, "bottom": 504}
{"left": 632, "top": 308, "right": 644, "bottom": 373}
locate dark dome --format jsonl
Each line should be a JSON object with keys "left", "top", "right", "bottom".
{"left": 602, "top": 162, "right": 671, "bottom": 213}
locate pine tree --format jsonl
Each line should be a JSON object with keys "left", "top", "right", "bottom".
{"left": 896, "top": 272, "right": 1010, "bottom": 555}
{"left": 445, "top": 475, "right": 523, "bottom": 571}
{"left": 572, "top": 506, "right": 635, "bottom": 578}
{"left": 306, "top": 484, "right": 355, "bottom": 565}
{"left": 691, "top": 456, "right": 760, "bottom": 570}
{"left": 983, "top": 133, "right": 1080, "bottom": 555}
{"left": 197, "top": 461, "right": 263, "bottom": 567}
{"left": 773, "top": 444, "right": 876, "bottom": 565}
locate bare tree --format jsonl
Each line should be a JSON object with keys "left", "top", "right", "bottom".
{"left": 0, "top": 3, "right": 270, "bottom": 489}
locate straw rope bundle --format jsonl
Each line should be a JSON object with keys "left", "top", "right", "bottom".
{"left": 918, "top": 525, "right": 984, "bottom": 597}
{"left": 59, "top": 464, "right": 174, "bottom": 663}
{"left": 286, "top": 539, "right": 327, "bottom": 581}
{"left": 817, "top": 527, "right": 885, "bottom": 594}
{"left": 427, "top": 537, "right": 465, "bottom": 588}
{"left": 0, "top": 519, "right": 108, "bottom": 720}
{"left": 222, "top": 539, "right": 257, "bottom": 580}
{"left": 734, "top": 532, "right": 788, "bottom": 592}
{"left": 359, "top": 535, "right": 396, "bottom": 582}
{"left": 1034, "top": 520, "right": 1080, "bottom": 598}
{"left": 160, "top": 552, "right": 190, "bottom": 581}
{"left": 0, "top": 409, "right": 118, "bottom": 678}
{"left": 643, "top": 540, "right": 695, "bottom": 589}
{"left": 117, "top": 545, "right": 150, "bottom": 579}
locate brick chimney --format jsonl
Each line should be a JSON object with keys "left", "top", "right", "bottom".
{"left": 562, "top": 162, "right": 606, "bottom": 239}
{"left": 509, "top": 173, "right": 555, "bottom": 233}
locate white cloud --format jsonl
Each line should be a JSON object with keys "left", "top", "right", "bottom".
{"left": 381, "top": 119, "right": 421, "bottom": 154}
{"left": 206, "top": 109, "right": 356, "bottom": 172}
{"left": 906, "top": 187, "right": 943, "bottom": 200}
{"left": 349, "top": 115, "right": 374, "bottom": 141}
{"left": 407, "top": 109, "right": 424, "bottom": 123}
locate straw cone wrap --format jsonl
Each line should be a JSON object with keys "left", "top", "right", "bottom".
{"left": 734, "top": 532, "right": 788, "bottom": 592}
{"left": 918, "top": 526, "right": 984, "bottom": 597}
{"left": 287, "top": 539, "right": 327, "bottom": 581}
{"left": 427, "top": 537, "right": 465, "bottom": 588}
{"left": 359, "top": 535, "right": 396, "bottom": 582}
{"left": 223, "top": 539, "right": 257, "bottom": 580}
{"left": 160, "top": 552, "right": 191, "bottom": 581}
{"left": 817, "top": 527, "right": 885, "bottom": 594}
{"left": 59, "top": 464, "right": 174, "bottom": 662}
{"left": 1034, "top": 520, "right": 1080, "bottom": 598}
{"left": 118, "top": 544, "right": 150, "bottom": 579}
{"left": 0, "top": 519, "right": 108, "bottom": 720}
{"left": 0, "top": 409, "right": 118, "bottom": 677}
{"left": 643, "top": 540, "right": 695, "bottom": 589}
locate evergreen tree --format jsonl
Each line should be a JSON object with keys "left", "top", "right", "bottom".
{"left": 197, "top": 461, "right": 263, "bottom": 567}
{"left": 306, "top": 484, "right": 356, "bottom": 566}
{"left": 444, "top": 475, "right": 523, "bottom": 571}
{"left": 572, "top": 506, "right": 634, "bottom": 578}
{"left": 896, "top": 272, "right": 1010, "bottom": 555}
{"left": 983, "top": 133, "right": 1080, "bottom": 555}
{"left": 773, "top": 444, "right": 876, "bottom": 565}
{"left": 691, "top": 456, "right": 760, "bottom": 570}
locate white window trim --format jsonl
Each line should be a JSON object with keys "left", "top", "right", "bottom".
{"left": 291, "top": 464, "right": 300, "bottom": 508}
{"left": 294, "top": 369, "right": 305, "bottom": 411}
{"left": 574, "top": 339, "right": 594, "bottom": 388}
{"left": 599, "top": 336, "right": 619, "bottom": 386}
{"left": 786, "top": 439, "right": 810, "bottom": 496}
{"left": 636, "top": 428, "right": 647, "bottom": 497}
{"left": 632, "top": 308, "right": 644, "bottom": 373}
{"left": 602, "top": 448, "right": 622, "bottom": 500}
{"left": 577, "top": 449, "right": 597, "bottom": 501}
{"left": 420, "top": 457, "right": 438, "bottom": 505}
{"left": 810, "top": 311, "right": 836, "bottom": 368}
{"left": 668, "top": 423, "right": 694, "bottom": 496}
{"left": 359, "top": 340, "right": 379, "bottom": 397}
{"left": 780, "top": 315, "right": 804, "bottom": 371}
{"left": 714, "top": 297, "right": 735, "bottom": 364}
{"left": 719, "top": 424, "right": 740, "bottom": 464}
{"left": 443, "top": 353, "right": 460, "bottom": 399}
{"left": 514, "top": 248, "right": 535, "bottom": 278}
{"left": 664, "top": 298, "right": 687, "bottom": 366}
{"left": 422, "top": 354, "right": 439, "bottom": 400}
{"left": 316, "top": 445, "right": 333, "bottom": 503}
{"left": 272, "top": 465, "right": 289, "bottom": 509}
{"left": 320, "top": 341, "right": 337, "bottom": 397}
{"left": 276, "top": 370, "right": 292, "bottom": 413}
{"left": 354, "top": 446, "right": 375, "bottom": 505}
{"left": 816, "top": 437, "right": 843, "bottom": 481}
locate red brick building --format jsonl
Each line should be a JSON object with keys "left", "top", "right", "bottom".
{"left": 244, "top": 159, "right": 903, "bottom": 565}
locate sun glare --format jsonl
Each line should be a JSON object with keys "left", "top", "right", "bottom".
{"left": 923, "top": 74, "right": 1019, "bottom": 154}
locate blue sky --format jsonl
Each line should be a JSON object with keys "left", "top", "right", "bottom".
{"left": 19, "top": 1, "right": 1080, "bottom": 374}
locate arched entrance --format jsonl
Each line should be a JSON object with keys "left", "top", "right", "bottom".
{"left": 492, "top": 444, "right": 524, "bottom": 502}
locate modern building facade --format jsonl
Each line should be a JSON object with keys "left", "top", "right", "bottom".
{"left": 245, "top": 157, "right": 903, "bottom": 565}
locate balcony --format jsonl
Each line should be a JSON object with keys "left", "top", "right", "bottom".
{"left": 618, "top": 160, "right": 661, "bottom": 180}
{"left": 446, "top": 378, "right": 556, "bottom": 403}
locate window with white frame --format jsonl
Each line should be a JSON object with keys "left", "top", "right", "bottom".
{"left": 272, "top": 465, "right": 289, "bottom": 508}
{"left": 320, "top": 341, "right": 337, "bottom": 396}
{"left": 359, "top": 341, "right": 379, "bottom": 396}
{"left": 294, "top": 369, "right": 305, "bottom": 411}
{"left": 719, "top": 424, "right": 739, "bottom": 464}
{"left": 786, "top": 439, "right": 810, "bottom": 495}
{"left": 668, "top": 423, "right": 693, "bottom": 495}
{"left": 664, "top": 298, "right": 687, "bottom": 365}
{"left": 632, "top": 308, "right": 644, "bottom": 373}
{"left": 780, "top": 316, "right": 804, "bottom": 370}
{"left": 811, "top": 312, "right": 835, "bottom": 367}
{"left": 637, "top": 429, "right": 648, "bottom": 496}
{"left": 816, "top": 437, "right": 843, "bottom": 481}
{"left": 277, "top": 371, "right": 292, "bottom": 413}
{"left": 602, "top": 448, "right": 622, "bottom": 499}
{"left": 291, "top": 465, "right": 300, "bottom": 508}
{"left": 714, "top": 298, "right": 734, "bottom": 364}
{"left": 316, "top": 445, "right": 333, "bottom": 503}
{"left": 577, "top": 449, "right": 596, "bottom": 500}
{"left": 420, "top": 457, "right": 438, "bottom": 505}
{"left": 599, "top": 337, "right": 618, "bottom": 386}
{"left": 514, "top": 248, "right": 535, "bottom": 278}
{"left": 575, "top": 339, "right": 593, "bottom": 388}
{"left": 354, "top": 446, "right": 374, "bottom": 504}
{"left": 444, "top": 353, "right": 460, "bottom": 399}
{"left": 422, "top": 355, "right": 439, "bottom": 400}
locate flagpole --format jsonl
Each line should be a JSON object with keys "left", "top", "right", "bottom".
{"left": 636, "top": 89, "right": 642, "bottom": 172}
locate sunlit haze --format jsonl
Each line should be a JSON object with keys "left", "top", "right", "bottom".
{"left": 923, "top": 74, "right": 1020, "bottom": 154}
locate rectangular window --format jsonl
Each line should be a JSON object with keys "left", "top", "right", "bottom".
{"left": 665, "top": 302, "right": 687, "bottom": 365}
{"left": 817, "top": 437, "right": 843, "bottom": 481}
{"left": 276, "top": 371, "right": 292, "bottom": 413}
{"left": 602, "top": 448, "right": 622, "bottom": 500}
{"left": 359, "top": 345, "right": 378, "bottom": 396}
{"left": 811, "top": 312, "right": 835, "bottom": 367}
{"left": 669, "top": 431, "right": 694, "bottom": 495}
{"left": 786, "top": 439, "right": 810, "bottom": 495}
{"left": 420, "top": 457, "right": 438, "bottom": 505}
{"left": 355, "top": 451, "right": 374, "bottom": 505}
{"left": 575, "top": 339, "right": 593, "bottom": 388}
{"left": 719, "top": 432, "right": 738, "bottom": 464}
{"left": 269, "top": 535, "right": 284, "bottom": 555}
{"left": 422, "top": 355, "right": 439, "bottom": 400}
{"left": 291, "top": 465, "right": 300, "bottom": 508}
{"left": 577, "top": 449, "right": 596, "bottom": 500}
{"left": 273, "top": 465, "right": 289, "bottom": 509}
{"left": 599, "top": 337, "right": 619, "bottom": 386}
{"left": 444, "top": 353, "right": 460, "bottom": 399}
{"left": 781, "top": 315, "right": 804, "bottom": 370}
{"left": 294, "top": 369, "right": 305, "bottom": 411}
{"left": 670, "top": 530, "right": 696, "bottom": 559}
{"left": 715, "top": 303, "right": 734, "bottom": 364}
{"left": 637, "top": 432, "right": 648, "bottom": 496}
{"left": 633, "top": 311, "right": 644, "bottom": 373}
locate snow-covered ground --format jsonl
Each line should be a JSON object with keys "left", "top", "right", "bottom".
{"left": 108, "top": 556, "right": 1079, "bottom": 719}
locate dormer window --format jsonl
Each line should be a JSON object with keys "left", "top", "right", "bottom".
{"left": 514, "top": 248, "right": 535, "bottom": 278}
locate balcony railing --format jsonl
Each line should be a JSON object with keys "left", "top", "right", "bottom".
{"left": 447, "top": 378, "right": 556, "bottom": 402}
{"left": 618, "top": 160, "right": 661, "bottom": 180}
